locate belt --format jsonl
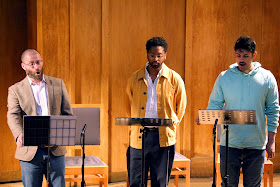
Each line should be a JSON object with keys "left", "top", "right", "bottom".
{"left": 147, "top": 127, "right": 158, "bottom": 132}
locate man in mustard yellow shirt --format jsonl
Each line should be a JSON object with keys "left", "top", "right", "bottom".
{"left": 126, "top": 37, "right": 187, "bottom": 187}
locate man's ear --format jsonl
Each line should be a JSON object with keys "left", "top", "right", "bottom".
{"left": 21, "top": 63, "right": 26, "bottom": 70}
{"left": 164, "top": 52, "right": 167, "bottom": 60}
{"left": 253, "top": 51, "right": 257, "bottom": 59}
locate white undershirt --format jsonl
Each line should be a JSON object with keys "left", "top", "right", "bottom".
{"left": 144, "top": 63, "right": 163, "bottom": 119}
{"left": 27, "top": 75, "right": 48, "bottom": 116}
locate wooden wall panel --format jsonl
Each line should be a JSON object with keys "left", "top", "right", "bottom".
{"left": 72, "top": 0, "right": 102, "bottom": 104}
{"left": 2, "top": 0, "right": 280, "bottom": 182}
{"left": 108, "top": 0, "right": 186, "bottom": 180}
{"left": 36, "top": 0, "right": 105, "bottom": 161}
{"left": 261, "top": 0, "right": 280, "bottom": 172}
{"left": 39, "top": 0, "right": 71, "bottom": 91}
{"left": 0, "top": 0, "right": 27, "bottom": 182}
{"left": 193, "top": 0, "right": 263, "bottom": 157}
{"left": 186, "top": 0, "right": 266, "bottom": 176}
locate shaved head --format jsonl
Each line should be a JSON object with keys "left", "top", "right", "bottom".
{"left": 21, "top": 49, "right": 41, "bottom": 63}
{"left": 21, "top": 49, "right": 44, "bottom": 83}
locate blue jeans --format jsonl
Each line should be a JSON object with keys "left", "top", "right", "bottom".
{"left": 220, "top": 146, "right": 265, "bottom": 187}
{"left": 127, "top": 130, "right": 175, "bottom": 187}
{"left": 20, "top": 147, "right": 65, "bottom": 187}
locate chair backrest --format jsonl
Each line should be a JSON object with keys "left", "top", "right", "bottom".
{"left": 72, "top": 105, "right": 101, "bottom": 145}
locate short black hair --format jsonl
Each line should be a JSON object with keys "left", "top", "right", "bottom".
{"left": 234, "top": 36, "right": 256, "bottom": 54}
{"left": 146, "top": 37, "right": 168, "bottom": 53}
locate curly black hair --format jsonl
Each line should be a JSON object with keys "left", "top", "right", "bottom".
{"left": 234, "top": 36, "right": 256, "bottom": 54}
{"left": 146, "top": 37, "right": 168, "bottom": 53}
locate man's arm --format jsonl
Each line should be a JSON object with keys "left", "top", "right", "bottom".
{"left": 125, "top": 76, "right": 133, "bottom": 117}
{"left": 196, "top": 74, "right": 224, "bottom": 125}
{"left": 7, "top": 87, "right": 23, "bottom": 147}
{"left": 207, "top": 74, "right": 225, "bottom": 110}
{"left": 174, "top": 75, "right": 187, "bottom": 128}
{"left": 265, "top": 73, "right": 280, "bottom": 159}
{"left": 60, "top": 79, "right": 73, "bottom": 115}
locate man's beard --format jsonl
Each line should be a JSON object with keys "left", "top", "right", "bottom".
{"left": 27, "top": 68, "right": 44, "bottom": 80}
{"left": 150, "top": 61, "right": 161, "bottom": 69}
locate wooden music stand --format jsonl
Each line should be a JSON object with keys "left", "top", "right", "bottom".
{"left": 198, "top": 110, "right": 257, "bottom": 187}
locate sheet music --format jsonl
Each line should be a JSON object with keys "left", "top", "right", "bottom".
{"left": 198, "top": 110, "right": 257, "bottom": 125}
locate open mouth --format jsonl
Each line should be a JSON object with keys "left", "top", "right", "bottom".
{"left": 239, "top": 62, "right": 246, "bottom": 66}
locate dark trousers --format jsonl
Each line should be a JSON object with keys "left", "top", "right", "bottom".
{"left": 220, "top": 146, "right": 265, "bottom": 187}
{"left": 127, "top": 130, "right": 175, "bottom": 187}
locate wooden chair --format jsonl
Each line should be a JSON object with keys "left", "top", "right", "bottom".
{"left": 215, "top": 125, "right": 273, "bottom": 187}
{"left": 65, "top": 149, "right": 108, "bottom": 187}
{"left": 126, "top": 152, "right": 190, "bottom": 187}
{"left": 171, "top": 152, "right": 191, "bottom": 187}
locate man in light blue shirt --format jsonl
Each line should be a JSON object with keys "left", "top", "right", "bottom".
{"left": 207, "top": 36, "right": 279, "bottom": 186}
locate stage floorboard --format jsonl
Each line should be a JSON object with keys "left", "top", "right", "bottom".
{"left": 1, "top": 173, "right": 280, "bottom": 187}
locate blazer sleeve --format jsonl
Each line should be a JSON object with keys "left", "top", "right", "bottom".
{"left": 7, "top": 86, "right": 23, "bottom": 141}
{"left": 60, "top": 79, "right": 73, "bottom": 115}
{"left": 174, "top": 74, "right": 187, "bottom": 128}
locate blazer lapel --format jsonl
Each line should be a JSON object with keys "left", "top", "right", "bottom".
{"left": 45, "top": 76, "right": 54, "bottom": 115}
{"left": 22, "top": 77, "right": 37, "bottom": 115}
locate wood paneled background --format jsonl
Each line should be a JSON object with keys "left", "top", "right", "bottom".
{"left": 1, "top": 0, "right": 279, "bottom": 182}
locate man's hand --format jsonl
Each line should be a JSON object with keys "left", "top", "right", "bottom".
{"left": 266, "top": 131, "right": 276, "bottom": 159}
{"left": 266, "top": 141, "right": 275, "bottom": 159}
{"left": 196, "top": 117, "right": 201, "bottom": 125}
{"left": 16, "top": 133, "right": 23, "bottom": 148}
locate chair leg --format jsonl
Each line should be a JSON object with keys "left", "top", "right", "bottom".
{"left": 269, "top": 166, "right": 273, "bottom": 187}
{"left": 217, "top": 163, "right": 221, "bottom": 187}
{"left": 174, "top": 174, "right": 179, "bottom": 187}
{"left": 264, "top": 176, "right": 267, "bottom": 187}
{"left": 104, "top": 170, "right": 108, "bottom": 187}
{"left": 186, "top": 161, "right": 190, "bottom": 187}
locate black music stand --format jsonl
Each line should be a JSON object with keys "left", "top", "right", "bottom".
{"left": 23, "top": 115, "right": 76, "bottom": 187}
{"left": 115, "top": 117, "right": 173, "bottom": 187}
{"left": 198, "top": 110, "right": 257, "bottom": 187}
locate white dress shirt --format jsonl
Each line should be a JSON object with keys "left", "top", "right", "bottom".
{"left": 27, "top": 75, "right": 49, "bottom": 115}
{"left": 144, "top": 62, "right": 163, "bottom": 119}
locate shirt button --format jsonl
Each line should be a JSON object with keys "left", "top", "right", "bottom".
{"left": 143, "top": 92, "right": 146, "bottom": 95}
{"left": 141, "top": 107, "right": 144, "bottom": 110}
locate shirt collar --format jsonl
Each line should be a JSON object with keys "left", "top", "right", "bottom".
{"left": 27, "top": 74, "right": 46, "bottom": 86}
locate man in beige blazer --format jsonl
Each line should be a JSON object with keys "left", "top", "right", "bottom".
{"left": 7, "top": 49, "right": 73, "bottom": 187}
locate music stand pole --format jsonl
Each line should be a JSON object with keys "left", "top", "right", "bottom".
{"left": 224, "top": 121, "right": 229, "bottom": 187}
{"left": 81, "top": 124, "right": 87, "bottom": 187}
{"left": 212, "top": 119, "right": 218, "bottom": 187}
{"left": 46, "top": 122, "right": 51, "bottom": 187}
{"left": 46, "top": 147, "right": 50, "bottom": 187}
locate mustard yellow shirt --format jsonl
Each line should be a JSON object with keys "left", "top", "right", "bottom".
{"left": 126, "top": 63, "right": 187, "bottom": 148}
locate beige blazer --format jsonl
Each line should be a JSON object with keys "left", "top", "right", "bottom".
{"left": 7, "top": 75, "right": 73, "bottom": 161}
